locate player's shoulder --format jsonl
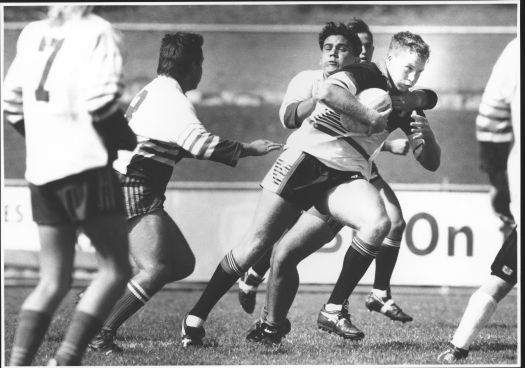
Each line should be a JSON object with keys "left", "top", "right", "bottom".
{"left": 19, "top": 19, "right": 49, "bottom": 41}
{"left": 81, "top": 13, "right": 115, "bottom": 31}
{"left": 341, "top": 61, "right": 382, "bottom": 77}
{"left": 291, "top": 69, "right": 324, "bottom": 82}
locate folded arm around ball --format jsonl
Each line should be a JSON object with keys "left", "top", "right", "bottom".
{"left": 315, "top": 82, "right": 391, "bottom": 135}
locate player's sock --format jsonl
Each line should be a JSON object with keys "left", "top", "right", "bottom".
{"left": 371, "top": 289, "right": 388, "bottom": 299}
{"left": 327, "top": 236, "right": 379, "bottom": 305}
{"left": 239, "top": 268, "right": 264, "bottom": 293}
{"left": 324, "top": 303, "right": 343, "bottom": 312}
{"left": 103, "top": 279, "right": 152, "bottom": 332}
{"left": 9, "top": 309, "right": 52, "bottom": 366}
{"left": 252, "top": 249, "right": 271, "bottom": 278}
{"left": 54, "top": 311, "right": 103, "bottom": 365}
{"left": 373, "top": 237, "right": 401, "bottom": 293}
{"left": 190, "top": 250, "right": 246, "bottom": 320}
{"left": 451, "top": 289, "right": 498, "bottom": 350}
{"left": 185, "top": 315, "right": 205, "bottom": 328}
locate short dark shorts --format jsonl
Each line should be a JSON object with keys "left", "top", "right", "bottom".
{"left": 30, "top": 166, "right": 125, "bottom": 225}
{"left": 490, "top": 226, "right": 517, "bottom": 285}
{"left": 260, "top": 149, "right": 365, "bottom": 211}
{"left": 116, "top": 172, "right": 166, "bottom": 220}
{"left": 479, "top": 141, "right": 511, "bottom": 174}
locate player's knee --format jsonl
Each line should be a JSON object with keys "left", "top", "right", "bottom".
{"left": 272, "top": 246, "right": 298, "bottom": 272}
{"left": 37, "top": 276, "right": 72, "bottom": 302}
{"left": 368, "top": 213, "right": 391, "bottom": 239}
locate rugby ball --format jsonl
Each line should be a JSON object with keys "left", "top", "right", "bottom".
{"left": 340, "top": 88, "right": 391, "bottom": 134}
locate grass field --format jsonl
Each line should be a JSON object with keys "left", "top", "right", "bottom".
{"left": 3, "top": 284, "right": 518, "bottom": 366}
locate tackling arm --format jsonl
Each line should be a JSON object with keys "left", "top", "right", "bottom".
{"left": 317, "top": 82, "right": 389, "bottom": 134}
{"left": 409, "top": 112, "right": 441, "bottom": 171}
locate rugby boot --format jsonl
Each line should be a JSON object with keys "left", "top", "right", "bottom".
{"left": 365, "top": 292, "right": 413, "bottom": 322}
{"left": 74, "top": 287, "right": 87, "bottom": 305}
{"left": 181, "top": 314, "right": 205, "bottom": 347}
{"left": 246, "top": 318, "right": 291, "bottom": 345}
{"left": 437, "top": 343, "right": 469, "bottom": 363}
{"left": 317, "top": 300, "right": 365, "bottom": 340}
{"left": 238, "top": 272, "right": 264, "bottom": 314}
{"left": 88, "top": 329, "right": 123, "bottom": 354}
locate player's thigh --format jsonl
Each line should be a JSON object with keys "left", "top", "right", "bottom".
{"left": 372, "top": 177, "right": 405, "bottom": 227}
{"left": 37, "top": 224, "right": 77, "bottom": 284}
{"left": 320, "top": 179, "right": 387, "bottom": 229}
{"left": 82, "top": 212, "right": 129, "bottom": 261}
{"left": 272, "top": 211, "right": 334, "bottom": 267}
{"left": 233, "top": 189, "right": 301, "bottom": 265}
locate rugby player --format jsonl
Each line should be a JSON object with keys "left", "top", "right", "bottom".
{"left": 4, "top": 6, "right": 135, "bottom": 365}
{"left": 238, "top": 19, "right": 416, "bottom": 325}
{"left": 180, "top": 22, "right": 398, "bottom": 347}
{"left": 246, "top": 29, "right": 440, "bottom": 344}
{"left": 438, "top": 37, "right": 518, "bottom": 363}
{"left": 87, "top": 32, "right": 281, "bottom": 353}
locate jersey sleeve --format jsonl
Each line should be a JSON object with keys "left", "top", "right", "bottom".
{"left": 2, "top": 26, "right": 30, "bottom": 126}
{"left": 326, "top": 71, "right": 358, "bottom": 95}
{"left": 84, "top": 24, "right": 125, "bottom": 121}
{"left": 279, "top": 71, "right": 317, "bottom": 129}
{"left": 475, "top": 38, "right": 517, "bottom": 142}
{"left": 169, "top": 100, "right": 243, "bottom": 167}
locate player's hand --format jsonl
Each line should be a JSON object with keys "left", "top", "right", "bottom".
{"left": 384, "top": 139, "right": 409, "bottom": 155}
{"left": 367, "top": 107, "right": 391, "bottom": 135}
{"left": 410, "top": 112, "right": 435, "bottom": 143}
{"left": 242, "top": 140, "right": 283, "bottom": 157}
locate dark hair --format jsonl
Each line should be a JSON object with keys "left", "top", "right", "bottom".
{"left": 318, "top": 22, "right": 362, "bottom": 57}
{"left": 347, "top": 18, "right": 373, "bottom": 43}
{"left": 388, "top": 31, "right": 430, "bottom": 61}
{"left": 157, "top": 32, "right": 203, "bottom": 79}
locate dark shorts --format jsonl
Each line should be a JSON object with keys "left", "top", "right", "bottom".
{"left": 260, "top": 149, "right": 365, "bottom": 211}
{"left": 490, "top": 226, "right": 517, "bottom": 285}
{"left": 479, "top": 141, "right": 511, "bottom": 174}
{"left": 117, "top": 172, "right": 166, "bottom": 220}
{"left": 30, "top": 166, "right": 125, "bottom": 225}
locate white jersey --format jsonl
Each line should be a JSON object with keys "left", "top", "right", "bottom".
{"left": 488, "top": 38, "right": 519, "bottom": 227}
{"left": 475, "top": 39, "right": 518, "bottom": 143}
{"left": 285, "top": 67, "right": 389, "bottom": 178}
{"left": 279, "top": 69, "right": 324, "bottom": 128}
{"left": 113, "top": 75, "right": 242, "bottom": 191}
{"left": 3, "top": 14, "right": 124, "bottom": 185}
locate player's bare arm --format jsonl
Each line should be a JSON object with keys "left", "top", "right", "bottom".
{"left": 409, "top": 112, "right": 441, "bottom": 171}
{"left": 316, "top": 82, "right": 391, "bottom": 134}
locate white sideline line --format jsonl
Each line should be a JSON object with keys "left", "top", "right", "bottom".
{"left": 3, "top": 22, "right": 517, "bottom": 34}
{"left": 3, "top": 178, "right": 490, "bottom": 192}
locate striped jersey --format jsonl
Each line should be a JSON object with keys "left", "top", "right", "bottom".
{"left": 475, "top": 38, "right": 518, "bottom": 143}
{"left": 286, "top": 62, "right": 391, "bottom": 177}
{"left": 3, "top": 14, "right": 124, "bottom": 185}
{"left": 113, "top": 75, "right": 243, "bottom": 192}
